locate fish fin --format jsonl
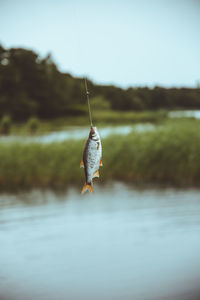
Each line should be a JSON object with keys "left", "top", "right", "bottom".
{"left": 81, "top": 183, "right": 93, "bottom": 194}
{"left": 93, "top": 170, "right": 99, "bottom": 178}
{"left": 97, "top": 142, "right": 100, "bottom": 150}
{"left": 99, "top": 158, "right": 103, "bottom": 167}
{"left": 80, "top": 159, "right": 84, "bottom": 168}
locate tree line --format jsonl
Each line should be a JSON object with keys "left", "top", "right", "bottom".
{"left": 0, "top": 45, "right": 200, "bottom": 121}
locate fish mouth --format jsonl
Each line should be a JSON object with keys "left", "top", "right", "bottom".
{"left": 91, "top": 127, "right": 96, "bottom": 135}
{"left": 90, "top": 126, "right": 99, "bottom": 141}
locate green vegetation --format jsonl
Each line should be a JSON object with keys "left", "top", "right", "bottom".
{"left": 27, "top": 117, "right": 40, "bottom": 133}
{"left": 0, "top": 115, "right": 12, "bottom": 135}
{"left": 0, "top": 141, "right": 84, "bottom": 190}
{"left": 90, "top": 96, "right": 111, "bottom": 110}
{"left": 91, "top": 109, "right": 168, "bottom": 125}
{"left": 1, "top": 45, "right": 200, "bottom": 122}
{"left": 0, "top": 120, "right": 200, "bottom": 190}
{"left": 103, "top": 119, "right": 200, "bottom": 186}
{"left": 8, "top": 110, "right": 167, "bottom": 135}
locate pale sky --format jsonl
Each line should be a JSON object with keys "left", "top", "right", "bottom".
{"left": 0, "top": 0, "right": 200, "bottom": 88}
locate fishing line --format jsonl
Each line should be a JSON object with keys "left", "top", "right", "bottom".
{"left": 84, "top": 77, "right": 93, "bottom": 127}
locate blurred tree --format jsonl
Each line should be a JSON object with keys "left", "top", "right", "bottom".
{"left": 0, "top": 44, "right": 200, "bottom": 121}
{"left": 90, "top": 96, "right": 111, "bottom": 110}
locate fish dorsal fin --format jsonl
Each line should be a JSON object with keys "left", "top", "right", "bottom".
{"left": 80, "top": 159, "right": 84, "bottom": 168}
{"left": 93, "top": 170, "right": 99, "bottom": 178}
{"left": 99, "top": 158, "right": 103, "bottom": 167}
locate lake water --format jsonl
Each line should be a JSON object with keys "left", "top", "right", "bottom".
{"left": 0, "top": 183, "right": 200, "bottom": 300}
{"left": 169, "top": 110, "right": 200, "bottom": 119}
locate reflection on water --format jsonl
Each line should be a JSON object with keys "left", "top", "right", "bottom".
{"left": 0, "top": 124, "right": 155, "bottom": 144}
{"left": 169, "top": 110, "right": 200, "bottom": 119}
{"left": 0, "top": 183, "right": 200, "bottom": 300}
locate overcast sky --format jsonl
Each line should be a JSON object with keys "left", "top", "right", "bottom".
{"left": 0, "top": 0, "right": 200, "bottom": 88}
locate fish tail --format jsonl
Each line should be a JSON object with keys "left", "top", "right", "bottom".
{"left": 81, "top": 183, "right": 93, "bottom": 194}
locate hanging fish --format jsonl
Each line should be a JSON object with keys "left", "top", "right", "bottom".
{"left": 80, "top": 126, "right": 103, "bottom": 194}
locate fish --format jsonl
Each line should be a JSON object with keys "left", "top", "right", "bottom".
{"left": 80, "top": 126, "right": 103, "bottom": 194}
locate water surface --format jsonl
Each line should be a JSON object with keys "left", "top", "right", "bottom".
{"left": 169, "top": 110, "right": 200, "bottom": 119}
{"left": 0, "top": 183, "right": 200, "bottom": 300}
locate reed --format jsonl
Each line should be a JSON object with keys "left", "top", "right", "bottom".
{"left": 0, "top": 119, "right": 200, "bottom": 190}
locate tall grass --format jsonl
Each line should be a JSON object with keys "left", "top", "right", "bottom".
{"left": 0, "top": 141, "right": 84, "bottom": 190}
{"left": 103, "top": 120, "right": 200, "bottom": 186}
{"left": 0, "top": 120, "right": 200, "bottom": 190}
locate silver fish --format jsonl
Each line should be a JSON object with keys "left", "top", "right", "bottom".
{"left": 80, "top": 126, "right": 103, "bottom": 193}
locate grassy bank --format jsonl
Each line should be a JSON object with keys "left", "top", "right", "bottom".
{"left": 9, "top": 110, "right": 167, "bottom": 135}
{"left": 0, "top": 119, "right": 200, "bottom": 190}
